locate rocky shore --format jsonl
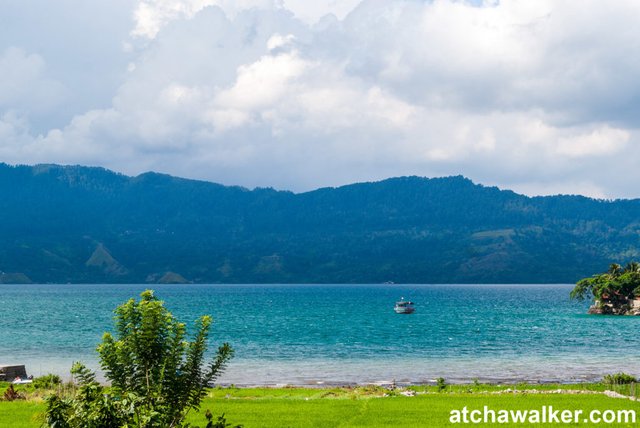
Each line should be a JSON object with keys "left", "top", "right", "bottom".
{"left": 587, "top": 298, "right": 640, "bottom": 315}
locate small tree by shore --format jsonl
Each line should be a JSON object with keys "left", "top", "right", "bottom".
{"left": 571, "top": 263, "right": 640, "bottom": 315}
{"left": 43, "top": 290, "right": 237, "bottom": 427}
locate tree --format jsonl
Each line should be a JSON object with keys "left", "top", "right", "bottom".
{"left": 44, "top": 290, "right": 237, "bottom": 427}
{"left": 571, "top": 262, "right": 640, "bottom": 314}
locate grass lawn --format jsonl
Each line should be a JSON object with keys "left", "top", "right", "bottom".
{"left": 0, "top": 401, "right": 46, "bottom": 428}
{"left": 2, "top": 385, "right": 640, "bottom": 427}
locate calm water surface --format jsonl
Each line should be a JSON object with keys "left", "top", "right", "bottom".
{"left": 1, "top": 284, "right": 638, "bottom": 385}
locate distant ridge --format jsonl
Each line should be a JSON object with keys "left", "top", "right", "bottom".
{"left": 0, "top": 162, "right": 638, "bottom": 284}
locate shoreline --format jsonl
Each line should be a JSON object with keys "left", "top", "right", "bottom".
{"left": 8, "top": 356, "right": 640, "bottom": 387}
{"left": 212, "top": 376, "right": 603, "bottom": 388}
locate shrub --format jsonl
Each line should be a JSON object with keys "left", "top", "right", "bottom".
{"left": 603, "top": 373, "right": 637, "bottom": 385}
{"left": 33, "top": 374, "right": 62, "bottom": 390}
{"left": 204, "top": 410, "right": 238, "bottom": 428}
{"left": 43, "top": 290, "right": 238, "bottom": 428}
{"left": 2, "top": 384, "right": 24, "bottom": 401}
{"left": 436, "top": 377, "right": 447, "bottom": 392}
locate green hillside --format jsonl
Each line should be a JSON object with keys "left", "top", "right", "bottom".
{"left": 0, "top": 163, "right": 638, "bottom": 284}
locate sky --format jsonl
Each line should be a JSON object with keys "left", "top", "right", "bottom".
{"left": 1, "top": 0, "right": 640, "bottom": 198}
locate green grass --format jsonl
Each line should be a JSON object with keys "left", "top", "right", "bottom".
{"left": 0, "top": 401, "right": 45, "bottom": 428}
{"left": 186, "top": 388, "right": 640, "bottom": 427}
{"left": 3, "top": 385, "right": 640, "bottom": 427}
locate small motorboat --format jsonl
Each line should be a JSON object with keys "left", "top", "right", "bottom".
{"left": 394, "top": 297, "right": 415, "bottom": 314}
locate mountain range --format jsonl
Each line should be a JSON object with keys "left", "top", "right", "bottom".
{"left": 0, "top": 163, "right": 638, "bottom": 284}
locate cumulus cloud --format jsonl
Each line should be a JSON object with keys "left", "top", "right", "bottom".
{"left": 131, "top": 0, "right": 361, "bottom": 38}
{"left": 2, "top": 0, "right": 640, "bottom": 197}
{"left": 131, "top": 0, "right": 281, "bottom": 39}
{"left": 0, "top": 47, "right": 65, "bottom": 114}
{"left": 0, "top": 0, "right": 133, "bottom": 131}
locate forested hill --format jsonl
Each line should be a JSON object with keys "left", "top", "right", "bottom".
{"left": 1, "top": 163, "right": 639, "bottom": 284}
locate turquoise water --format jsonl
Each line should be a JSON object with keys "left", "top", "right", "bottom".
{"left": 1, "top": 284, "right": 639, "bottom": 385}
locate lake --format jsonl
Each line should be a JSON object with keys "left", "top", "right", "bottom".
{"left": 1, "top": 284, "right": 638, "bottom": 385}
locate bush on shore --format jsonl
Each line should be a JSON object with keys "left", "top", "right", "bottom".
{"left": 42, "top": 290, "right": 238, "bottom": 428}
{"left": 603, "top": 373, "right": 637, "bottom": 385}
{"left": 32, "top": 374, "right": 61, "bottom": 390}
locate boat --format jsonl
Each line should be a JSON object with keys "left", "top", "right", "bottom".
{"left": 394, "top": 297, "right": 415, "bottom": 314}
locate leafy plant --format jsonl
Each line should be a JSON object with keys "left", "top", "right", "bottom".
{"left": 43, "top": 394, "right": 72, "bottom": 428}
{"left": 203, "top": 409, "right": 238, "bottom": 428}
{"left": 33, "top": 374, "right": 62, "bottom": 390}
{"left": 436, "top": 377, "right": 447, "bottom": 392}
{"left": 2, "top": 384, "right": 25, "bottom": 401}
{"left": 603, "top": 373, "right": 637, "bottom": 385}
{"left": 571, "top": 262, "right": 640, "bottom": 311}
{"left": 43, "top": 290, "right": 237, "bottom": 427}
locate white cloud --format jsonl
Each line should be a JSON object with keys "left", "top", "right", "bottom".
{"left": 283, "top": 0, "right": 361, "bottom": 23}
{"left": 132, "top": 0, "right": 284, "bottom": 39}
{"left": 132, "top": 0, "right": 219, "bottom": 39}
{"left": 2, "top": 0, "right": 640, "bottom": 198}
{"left": 131, "top": 0, "right": 361, "bottom": 39}
{"left": 0, "top": 47, "right": 65, "bottom": 115}
{"left": 0, "top": 0, "right": 133, "bottom": 131}
{"left": 556, "top": 127, "right": 630, "bottom": 158}
{"left": 215, "top": 49, "right": 308, "bottom": 113}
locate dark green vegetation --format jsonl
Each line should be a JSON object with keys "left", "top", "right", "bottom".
{"left": 603, "top": 373, "right": 638, "bottom": 385}
{"left": 2, "top": 163, "right": 640, "bottom": 284}
{"left": 571, "top": 263, "right": 640, "bottom": 314}
{"left": 43, "top": 290, "right": 234, "bottom": 427}
{"left": 31, "top": 375, "right": 61, "bottom": 391}
{"left": 2, "top": 383, "right": 640, "bottom": 428}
